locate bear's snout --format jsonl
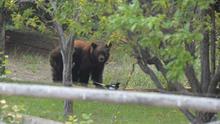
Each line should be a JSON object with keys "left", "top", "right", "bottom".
{"left": 98, "top": 55, "right": 105, "bottom": 62}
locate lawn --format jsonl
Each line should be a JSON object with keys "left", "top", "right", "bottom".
{"left": 1, "top": 95, "right": 188, "bottom": 124}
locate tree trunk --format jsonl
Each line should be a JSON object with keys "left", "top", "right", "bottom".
{"left": 53, "top": 21, "right": 75, "bottom": 116}
{"left": 61, "top": 38, "right": 74, "bottom": 116}
{"left": 193, "top": 112, "right": 215, "bottom": 124}
{"left": 200, "top": 30, "right": 210, "bottom": 93}
{"left": 49, "top": 0, "right": 75, "bottom": 117}
{"left": 194, "top": 13, "right": 215, "bottom": 123}
{"left": 0, "top": 6, "right": 5, "bottom": 75}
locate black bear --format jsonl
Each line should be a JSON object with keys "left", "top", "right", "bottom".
{"left": 50, "top": 40, "right": 111, "bottom": 87}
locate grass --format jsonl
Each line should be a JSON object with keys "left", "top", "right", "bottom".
{"left": 1, "top": 45, "right": 189, "bottom": 123}
{"left": 104, "top": 46, "right": 156, "bottom": 89}
{"left": 20, "top": 54, "right": 43, "bottom": 73}
{"left": 1, "top": 95, "right": 188, "bottom": 124}
{"left": 11, "top": 50, "right": 48, "bottom": 74}
{"left": 6, "top": 48, "right": 51, "bottom": 81}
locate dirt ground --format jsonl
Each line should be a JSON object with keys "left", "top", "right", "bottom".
{"left": 4, "top": 30, "right": 56, "bottom": 82}
{"left": 6, "top": 51, "right": 52, "bottom": 82}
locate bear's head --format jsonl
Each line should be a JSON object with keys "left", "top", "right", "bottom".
{"left": 90, "top": 42, "right": 112, "bottom": 63}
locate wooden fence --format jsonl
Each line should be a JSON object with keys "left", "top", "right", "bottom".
{"left": 0, "top": 82, "right": 220, "bottom": 113}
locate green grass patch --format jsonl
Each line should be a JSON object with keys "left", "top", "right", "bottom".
{"left": 1, "top": 96, "right": 188, "bottom": 124}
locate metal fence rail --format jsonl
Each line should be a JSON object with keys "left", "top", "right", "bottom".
{"left": 0, "top": 82, "right": 220, "bottom": 112}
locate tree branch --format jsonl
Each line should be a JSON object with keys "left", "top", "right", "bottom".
{"left": 53, "top": 22, "right": 65, "bottom": 48}
{"left": 17, "top": 0, "right": 35, "bottom": 3}
{"left": 133, "top": 46, "right": 165, "bottom": 91}
{"left": 210, "top": 6, "right": 216, "bottom": 77}
{"left": 185, "top": 41, "right": 196, "bottom": 57}
{"left": 200, "top": 30, "right": 210, "bottom": 93}
{"left": 184, "top": 41, "right": 201, "bottom": 93}
{"left": 179, "top": 108, "right": 195, "bottom": 122}
{"left": 184, "top": 63, "right": 201, "bottom": 93}
{"left": 138, "top": 44, "right": 169, "bottom": 82}
{"left": 48, "top": 0, "right": 74, "bottom": 116}
{"left": 48, "top": 0, "right": 65, "bottom": 50}
{"left": 0, "top": 3, "right": 6, "bottom": 74}
{"left": 208, "top": 65, "right": 220, "bottom": 95}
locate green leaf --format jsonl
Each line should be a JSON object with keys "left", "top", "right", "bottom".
{"left": 23, "top": 8, "right": 34, "bottom": 17}
{"left": 131, "top": 23, "right": 137, "bottom": 31}
{"left": 193, "top": 33, "right": 203, "bottom": 41}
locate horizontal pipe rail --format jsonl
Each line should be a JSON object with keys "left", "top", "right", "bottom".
{"left": 0, "top": 82, "right": 220, "bottom": 112}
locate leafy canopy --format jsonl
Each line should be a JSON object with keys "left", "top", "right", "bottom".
{"left": 107, "top": 0, "right": 215, "bottom": 80}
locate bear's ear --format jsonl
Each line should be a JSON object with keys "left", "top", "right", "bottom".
{"left": 91, "top": 43, "right": 97, "bottom": 49}
{"left": 106, "top": 42, "right": 112, "bottom": 48}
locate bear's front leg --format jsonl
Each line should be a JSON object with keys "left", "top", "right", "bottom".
{"left": 72, "top": 63, "right": 80, "bottom": 83}
{"left": 91, "top": 67, "right": 104, "bottom": 89}
{"left": 79, "top": 71, "right": 90, "bottom": 87}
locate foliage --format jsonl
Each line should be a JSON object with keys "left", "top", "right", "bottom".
{"left": 65, "top": 113, "right": 93, "bottom": 124}
{"left": 107, "top": 0, "right": 215, "bottom": 81}
{"left": 105, "top": 0, "right": 220, "bottom": 122}
{"left": 0, "top": 99, "right": 24, "bottom": 124}
{"left": 4, "top": 0, "right": 46, "bottom": 32}
{"left": 4, "top": 0, "right": 124, "bottom": 40}
{"left": 3, "top": 0, "right": 218, "bottom": 83}
{"left": 0, "top": 54, "right": 11, "bottom": 78}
